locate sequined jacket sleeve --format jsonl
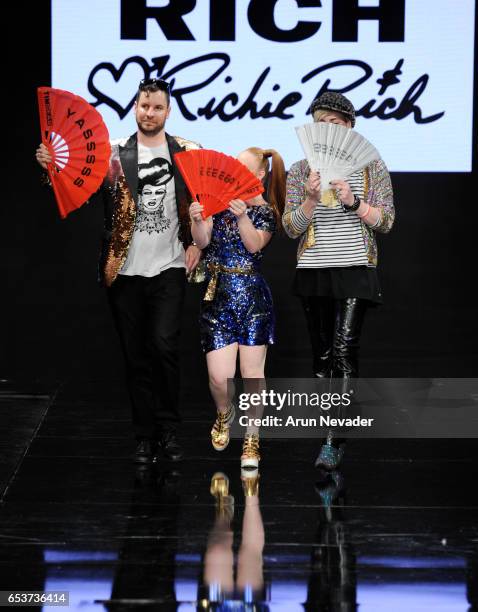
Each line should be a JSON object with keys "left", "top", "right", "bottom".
{"left": 366, "top": 158, "right": 394, "bottom": 233}
{"left": 282, "top": 160, "right": 311, "bottom": 239}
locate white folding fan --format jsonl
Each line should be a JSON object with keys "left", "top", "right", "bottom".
{"left": 295, "top": 122, "right": 379, "bottom": 205}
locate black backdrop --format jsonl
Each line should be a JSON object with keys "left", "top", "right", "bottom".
{"left": 2, "top": 1, "right": 477, "bottom": 385}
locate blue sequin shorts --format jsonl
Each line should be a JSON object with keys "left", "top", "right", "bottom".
{"left": 199, "top": 272, "right": 275, "bottom": 353}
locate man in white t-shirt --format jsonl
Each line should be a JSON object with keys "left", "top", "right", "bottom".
{"left": 36, "top": 78, "right": 202, "bottom": 464}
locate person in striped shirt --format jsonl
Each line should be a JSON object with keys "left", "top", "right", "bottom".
{"left": 283, "top": 92, "right": 395, "bottom": 470}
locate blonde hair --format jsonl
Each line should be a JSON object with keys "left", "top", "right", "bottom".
{"left": 243, "top": 147, "right": 286, "bottom": 228}
{"left": 313, "top": 108, "right": 350, "bottom": 124}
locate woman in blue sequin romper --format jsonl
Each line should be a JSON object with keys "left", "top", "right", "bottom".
{"left": 190, "top": 148, "right": 286, "bottom": 467}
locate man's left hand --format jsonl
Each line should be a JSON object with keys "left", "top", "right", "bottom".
{"left": 330, "top": 180, "right": 354, "bottom": 207}
{"left": 185, "top": 244, "right": 201, "bottom": 273}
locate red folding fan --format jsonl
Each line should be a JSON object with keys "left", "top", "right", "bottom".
{"left": 174, "top": 149, "right": 264, "bottom": 218}
{"left": 37, "top": 87, "right": 111, "bottom": 218}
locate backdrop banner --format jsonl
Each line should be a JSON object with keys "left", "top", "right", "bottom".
{"left": 52, "top": 0, "right": 475, "bottom": 171}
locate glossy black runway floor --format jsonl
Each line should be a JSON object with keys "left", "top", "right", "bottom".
{"left": 0, "top": 379, "right": 477, "bottom": 611}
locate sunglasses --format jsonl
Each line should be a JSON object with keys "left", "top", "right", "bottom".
{"left": 139, "top": 78, "right": 171, "bottom": 91}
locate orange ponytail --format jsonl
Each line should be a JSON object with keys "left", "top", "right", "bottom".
{"left": 243, "top": 147, "right": 286, "bottom": 229}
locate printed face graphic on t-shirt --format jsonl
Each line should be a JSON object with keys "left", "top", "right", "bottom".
{"left": 136, "top": 157, "right": 174, "bottom": 234}
{"left": 141, "top": 184, "right": 167, "bottom": 214}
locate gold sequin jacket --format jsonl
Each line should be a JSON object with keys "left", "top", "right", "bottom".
{"left": 282, "top": 158, "right": 395, "bottom": 265}
{"left": 96, "top": 132, "right": 201, "bottom": 287}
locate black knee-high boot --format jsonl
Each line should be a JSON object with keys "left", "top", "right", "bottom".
{"left": 315, "top": 298, "right": 368, "bottom": 469}
{"left": 332, "top": 297, "right": 368, "bottom": 379}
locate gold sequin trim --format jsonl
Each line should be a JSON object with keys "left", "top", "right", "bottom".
{"left": 297, "top": 223, "right": 315, "bottom": 260}
{"left": 321, "top": 188, "right": 340, "bottom": 208}
{"left": 171, "top": 135, "right": 202, "bottom": 151}
{"left": 104, "top": 175, "right": 136, "bottom": 287}
{"left": 283, "top": 210, "right": 303, "bottom": 237}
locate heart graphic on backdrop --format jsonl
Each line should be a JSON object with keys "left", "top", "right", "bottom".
{"left": 88, "top": 56, "right": 169, "bottom": 119}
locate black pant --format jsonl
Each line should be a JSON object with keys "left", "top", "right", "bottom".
{"left": 301, "top": 297, "right": 368, "bottom": 378}
{"left": 107, "top": 268, "right": 186, "bottom": 441}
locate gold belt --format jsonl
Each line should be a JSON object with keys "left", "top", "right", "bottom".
{"left": 204, "top": 262, "right": 256, "bottom": 301}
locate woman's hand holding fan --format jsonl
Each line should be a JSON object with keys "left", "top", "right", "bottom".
{"left": 229, "top": 199, "right": 248, "bottom": 218}
{"left": 305, "top": 171, "right": 322, "bottom": 203}
{"left": 174, "top": 149, "right": 264, "bottom": 219}
{"left": 189, "top": 201, "right": 204, "bottom": 223}
{"left": 330, "top": 179, "right": 354, "bottom": 207}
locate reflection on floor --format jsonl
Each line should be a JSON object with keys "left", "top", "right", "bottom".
{"left": 0, "top": 379, "right": 477, "bottom": 611}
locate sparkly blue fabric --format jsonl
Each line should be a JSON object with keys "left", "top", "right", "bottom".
{"left": 200, "top": 205, "right": 276, "bottom": 353}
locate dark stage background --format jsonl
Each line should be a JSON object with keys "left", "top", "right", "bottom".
{"left": 2, "top": 2, "right": 477, "bottom": 386}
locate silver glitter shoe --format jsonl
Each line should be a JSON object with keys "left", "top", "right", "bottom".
{"left": 314, "top": 443, "right": 345, "bottom": 470}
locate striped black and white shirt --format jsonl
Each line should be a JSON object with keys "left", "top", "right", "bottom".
{"left": 297, "top": 170, "right": 369, "bottom": 268}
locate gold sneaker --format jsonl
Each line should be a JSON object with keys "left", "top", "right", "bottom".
{"left": 211, "top": 403, "right": 235, "bottom": 451}
{"left": 241, "top": 433, "right": 260, "bottom": 469}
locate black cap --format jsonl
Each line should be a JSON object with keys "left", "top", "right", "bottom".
{"left": 310, "top": 92, "right": 356, "bottom": 127}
